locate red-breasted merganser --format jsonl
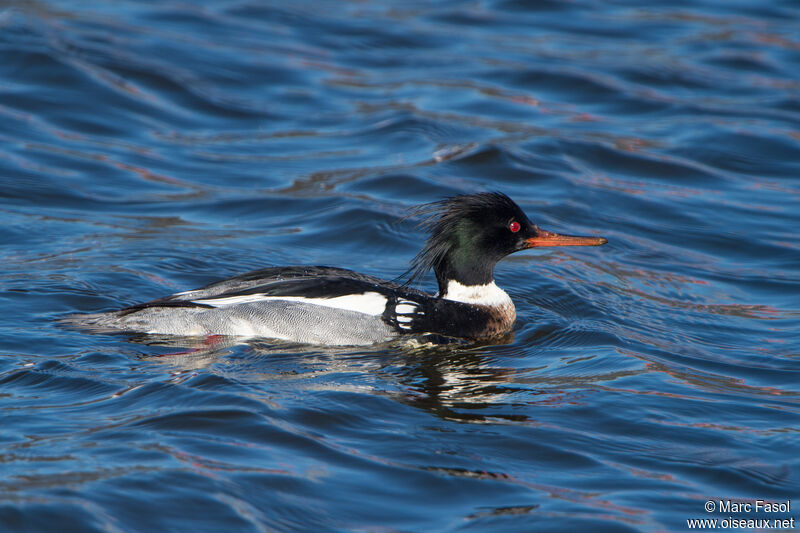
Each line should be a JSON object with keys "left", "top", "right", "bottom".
{"left": 69, "top": 192, "right": 607, "bottom": 345}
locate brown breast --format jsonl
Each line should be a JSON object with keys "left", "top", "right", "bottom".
{"left": 476, "top": 302, "right": 516, "bottom": 339}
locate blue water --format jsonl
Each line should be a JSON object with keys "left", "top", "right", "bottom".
{"left": 2, "top": 1, "right": 799, "bottom": 531}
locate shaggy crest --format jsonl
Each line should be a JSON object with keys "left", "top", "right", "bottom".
{"left": 402, "top": 191, "right": 523, "bottom": 287}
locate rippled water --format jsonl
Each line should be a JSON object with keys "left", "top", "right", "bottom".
{"left": 2, "top": 1, "right": 799, "bottom": 531}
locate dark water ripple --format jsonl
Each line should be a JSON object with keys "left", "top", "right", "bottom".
{"left": 2, "top": 0, "right": 800, "bottom": 531}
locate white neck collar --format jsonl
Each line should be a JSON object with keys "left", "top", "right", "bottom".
{"left": 442, "top": 279, "right": 512, "bottom": 307}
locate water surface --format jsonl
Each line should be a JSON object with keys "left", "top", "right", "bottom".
{"left": 1, "top": 1, "right": 799, "bottom": 531}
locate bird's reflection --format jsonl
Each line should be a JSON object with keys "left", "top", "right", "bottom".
{"left": 128, "top": 332, "right": 534, "bottom": 423}
{"left": 383, "top": 336, "right": 537, "bottom": 423}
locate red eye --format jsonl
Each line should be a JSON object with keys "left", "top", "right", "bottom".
{"left": 509, "top": 221, "right": 520, "bottom": 233}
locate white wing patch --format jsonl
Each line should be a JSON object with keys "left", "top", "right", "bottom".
{"left": 173, "top": 289, "right": 197, "bottom": 297}
{"left": 191, "top": 291, "right": 388, "bottom": 317}
{"left": 192, "top": 294, "right": 267, "bottom": 306}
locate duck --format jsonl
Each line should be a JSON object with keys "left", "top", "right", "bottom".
{"left": 68, "top": 192, "right": 607, "bottom": 345}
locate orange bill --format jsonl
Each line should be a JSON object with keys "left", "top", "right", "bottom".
{"left": 525, "top": 228, "right": 608, "bottom": 248}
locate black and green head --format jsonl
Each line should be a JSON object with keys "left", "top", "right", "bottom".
{"left": 405, "top": 192, "right": 607, "bottom": 296}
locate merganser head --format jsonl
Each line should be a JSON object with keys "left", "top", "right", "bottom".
{"left": 406, "top": 192, "right": 607, "bottom": 297}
